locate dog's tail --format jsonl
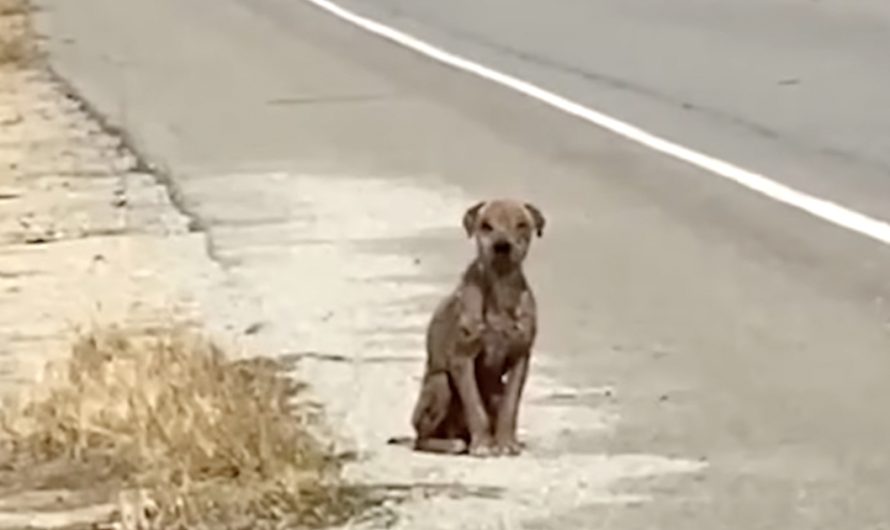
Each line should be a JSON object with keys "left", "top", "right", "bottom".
{"left": 386, "top": 435, "right": 415, "bottom": 447}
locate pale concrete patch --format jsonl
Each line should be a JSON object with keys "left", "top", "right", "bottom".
{"left": 190, "top": 171, "right": 707, "bottom": 526}
{"left": 346, "top": 449, "right": 702, "bottom": 530}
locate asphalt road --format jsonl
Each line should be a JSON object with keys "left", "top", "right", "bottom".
{"left": 334, "top": 0, "right": 890, "bottom": 220}
{"left": 37, "top": 0, "right": 890, "bottom": 527}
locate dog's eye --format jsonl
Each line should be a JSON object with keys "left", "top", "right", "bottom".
{"left": 480, "top": 221, "right": 493, "bottom": 232}
{"left": 517, "top": 222, "right": 529, "bottom": 230}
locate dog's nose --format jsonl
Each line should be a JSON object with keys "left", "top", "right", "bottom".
{"left": 493, "top": 241, "right": 512, "bottom": 255}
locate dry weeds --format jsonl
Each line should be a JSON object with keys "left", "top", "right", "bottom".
{"left": 0, "top": 0, "right": 35, "bottom": 67}
{"left": 0, "top": 326, "right": 378, "bottom": 529}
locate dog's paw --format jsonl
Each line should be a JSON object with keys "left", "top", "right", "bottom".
{"left": 468, "top": 436, "right": 495, "bottom": 458}
{"left": 492, "top": 437, "right": 523, "bottom": 457}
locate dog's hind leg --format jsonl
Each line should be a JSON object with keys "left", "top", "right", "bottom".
{"left": 415, "top": 437, "right": 467, "bottom": 454}
{"left": 411, "top": 372, "right": 468, "bottom": 454}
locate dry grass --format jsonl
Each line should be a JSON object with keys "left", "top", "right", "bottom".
{"left": 0, "top": 0, "right": 35, "bottom": 67}
{"left": 0, "top": 326, "right": 378, "bottom": 529}
{"left": 0, "top": 0, "right": 28, "bottom": 16}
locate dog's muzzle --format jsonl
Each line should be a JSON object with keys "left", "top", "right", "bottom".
{"left": 493, "top": 241, "right": 512, "bottom": 255}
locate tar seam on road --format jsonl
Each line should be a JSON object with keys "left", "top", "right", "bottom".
{"left": 304, "top": 0, "right": 890, "bottom": 247}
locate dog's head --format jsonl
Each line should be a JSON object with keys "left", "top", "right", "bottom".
{"left": 462, "top": 199, "right": 545, "bottom": 272}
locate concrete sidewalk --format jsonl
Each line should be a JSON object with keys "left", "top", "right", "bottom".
{"left": 0, "top": 65, "right": 224, "bottom": 527}
{"left": 0, "top": 66, "right": 211, "bottom": 401}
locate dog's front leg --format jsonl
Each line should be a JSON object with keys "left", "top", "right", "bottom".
{"left": 504, "top": 291, "right": 537, "bottom": 348}
{"left": 452, "top": 284, "right": 494, "bottom": 456}
{"left": 493, "top": 292, "right": 536, "bottom": 456}
{"left": 450, "top": 350, "right": 494, "bottom": 456}
{"left": 493, "top": 354, "right": 529, "bottom": 456}
{"left": 457, "top": 281, "right": 486, "bottom": 344}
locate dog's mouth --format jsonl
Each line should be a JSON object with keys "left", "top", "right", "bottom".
{"left": 488, "top": 251, "right": 520, "bottom": 272}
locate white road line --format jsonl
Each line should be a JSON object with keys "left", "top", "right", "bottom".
{"left": 305, "top": 0, "right": 890, "bottom": 247}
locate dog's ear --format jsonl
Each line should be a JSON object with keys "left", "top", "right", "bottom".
{"left": 524, "top": 203, "right": 546, "bottom": 237}
{"left": 462, "top": 201, "right": 486, "bottom": 237}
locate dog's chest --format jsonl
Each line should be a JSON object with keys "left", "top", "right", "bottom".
{"left": 480, "top": 342, "right": 510, "bottom": 376}
{"left": 479, "top": 309, "right": 518, "bottom": 374}
{"left": 475, "top": 270, "right": 530, "bottom": 374}
{"left": 486, "top": 281, "right": 523, "bottom": 314}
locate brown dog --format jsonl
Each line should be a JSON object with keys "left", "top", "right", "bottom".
{"left": 409, "top": 199, "right": 545, "bottom": 457}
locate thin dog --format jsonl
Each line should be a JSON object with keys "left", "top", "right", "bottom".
{"left": 409, "top": 199, "right": 545, "bottom": 457}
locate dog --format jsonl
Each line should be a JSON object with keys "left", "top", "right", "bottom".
{"left": 407, "top": 199, "right": 545, "bottom": 457}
